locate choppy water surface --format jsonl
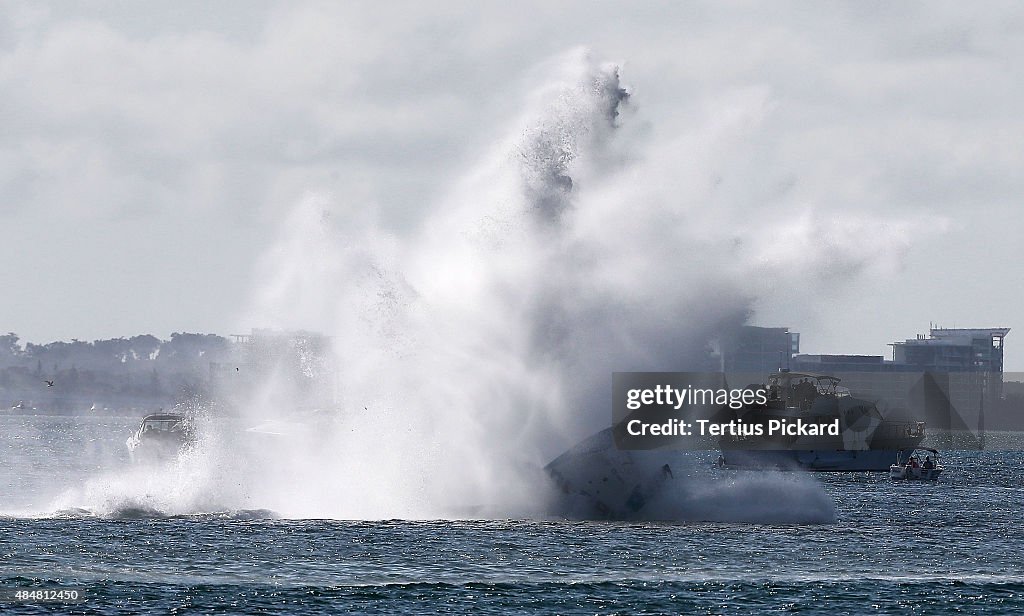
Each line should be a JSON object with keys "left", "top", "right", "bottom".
{"left": 3, "top": 415, "right": 1024, "bottom": 614}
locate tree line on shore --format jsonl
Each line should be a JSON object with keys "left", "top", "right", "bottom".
{"left": 0, "top": 332, "right": 231, "bottom": 412}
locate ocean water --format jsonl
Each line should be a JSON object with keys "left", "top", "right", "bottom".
{"left": 3, "top": 415, "right": 1024, "bottom": 614}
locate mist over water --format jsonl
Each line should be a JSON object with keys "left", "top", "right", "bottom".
{"left": 39, "top": 49, "right": 913, "bottom": 521}
{"left": 644, "top": 472, "right": 835, "bottom": 524}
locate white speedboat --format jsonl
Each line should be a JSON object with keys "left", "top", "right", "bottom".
{"left": 889, "top": 447, "right": 943, "bottom": 480}
{"left": 126, "top": 413, "right": 193, "bottom": 462}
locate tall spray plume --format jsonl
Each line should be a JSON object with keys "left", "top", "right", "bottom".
{"left": 228, "top": 48, "right": 913, "bottom": 519}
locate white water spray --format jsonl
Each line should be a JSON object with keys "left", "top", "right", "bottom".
{"left": 52, "top": 48, "right": 916, "bottom": 521}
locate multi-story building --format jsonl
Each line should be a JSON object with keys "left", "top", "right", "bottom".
{"left": 791, "top": 327, "right": 1011, "bottom": 439}
{"left": 891, "top": 328, "right": 1008, "bottom": 373}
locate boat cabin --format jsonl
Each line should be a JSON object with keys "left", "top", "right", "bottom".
{"left": 766, "top": 371, "right": 850, "bottom": 410}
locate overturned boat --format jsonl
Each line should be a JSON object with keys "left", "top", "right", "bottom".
{"left": 545, "top": 428, "right": 678, "bottom": 519}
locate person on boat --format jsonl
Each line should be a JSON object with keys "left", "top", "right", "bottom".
{"left": 909, "top": 456, "right": 920, "bottom": 469}
{"left": 794, "top": 379, "right": 814, "bottom": 410}
{"left": 923, "top": 456, "right": 935, "bottom": 470}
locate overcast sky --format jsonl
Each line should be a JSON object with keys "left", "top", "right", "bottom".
{"left": 2, "top": 1, "right": 1022, "bottom": 369}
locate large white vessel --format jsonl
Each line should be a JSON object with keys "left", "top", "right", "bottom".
{"left": 719, "top": 371, "right": 926, "bottom": 471}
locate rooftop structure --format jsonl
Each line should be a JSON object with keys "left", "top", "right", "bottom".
{"left": 891, "top": 327, "right": 1009, "bottom": 373}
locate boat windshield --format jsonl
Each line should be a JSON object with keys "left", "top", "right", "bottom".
{"left": 142, "top": 418, "right": 183, "bottom": 433}
{"left": 767, "top": 373, "right": 843, "bottom": 396}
